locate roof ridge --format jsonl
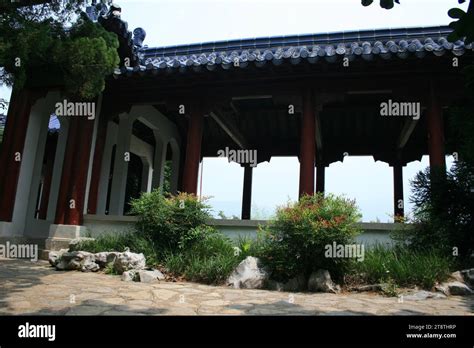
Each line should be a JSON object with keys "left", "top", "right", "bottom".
{"left": 143, "top": 25, "right": 452, "bottom": 57}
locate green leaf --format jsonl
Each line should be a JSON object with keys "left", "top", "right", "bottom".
{"left": 448, "top": 7, "right": 466, "bottom": 19}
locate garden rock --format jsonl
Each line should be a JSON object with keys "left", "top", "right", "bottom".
{"left": 227, "top": 256, "right": 269, "bottom": 289}
{"left": 121, "top": 270, "right": 137, "bottom": 282}
{"left": 402, "top": 290, "right": 446, "bottom": 301}
{"left": 54, "top": 251, "right": 96, "bottom": 271}
{"left": 113, "top": 251, "right": 146, "bottom": 274}
{"left": 450, "top": 271, "right": 465, "bottom": 283}
{"left": 308, "top": 269, "right": 340, "bottom": 293}
{"left": 81, "top": 258, "right": 100, "bottom": 272}
{"left": 435, "top": 281, "right": 473, "bottom": 296}
{"left": 94, "top": 252, "right": 109, "bottom": 267}
{"left": 48, "top": 249, "right": 68, "bottom": 267}
{"left": 349, "top": 284, "right": 383, "bottom": 292}
{"left": 460, "top": 269, "right": 474, "bottom": 286}
{"left": 267, "top": 274, "right": 307, "bottom": 292}
{"left": 138, "top": 269, "right": 165, "bottom": 283}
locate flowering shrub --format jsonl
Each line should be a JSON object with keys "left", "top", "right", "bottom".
{"left": 257, "top": 193, "right": 362, "bottom": 281}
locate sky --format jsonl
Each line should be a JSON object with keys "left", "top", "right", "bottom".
{"left": 0, "top": 0, "right": 465, "bottom": 221}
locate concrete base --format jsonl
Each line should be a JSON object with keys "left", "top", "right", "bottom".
{"left": 45, "top": 224, "right": 89, "bottom": 251}
{"left": 0, "top": 221, "right": 14, "bottom": 237}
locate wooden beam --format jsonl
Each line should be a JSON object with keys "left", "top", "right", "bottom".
{"left": 397, "top": 118, "right": 419, "bottom": 150}
{"left": 209, "top": 110, "right": 249, "bottom": 150}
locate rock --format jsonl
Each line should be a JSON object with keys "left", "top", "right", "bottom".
{"left": 308, "top": 269, "right": 340, "bottom": 293}
{"left": 138, "top": 269, "right": 165, "bottom": 283}
{"left": 267, "top": 274, "right": 307, "bottom": 292}
{"left": 227, "top": 256, "right": 269, "bottom": 289}
{"left": 121, "top": 270, "right": 137, "bottom": 282}
{"left": 55, "top": 259, "right": 69, "bottom": 271}
{"left": 48, "top": 249, "right": 68, "bottom": 267}
{"left": 81, "top": 259, "right": 100, "bottom": 272}
{"left": 54, "top": 251, "right": 96, "bottom": 271}
{"left": 350, "top": 284, "right": 383, "bottom": 292}
{"left": 113, "top": 251, "right": 146, "bottom": 274}
{"left": 450, "top": 271, "right": 465, "bottom": 283}
{"left": 60, "top": 251, "right": 94, "bottom": 262}
{"left": 94, "top": 252, "right": 110, "bottom": 268}
{"left": 460, "top": 269, "right": 474, "bottom": 286}
{"left": 106, "top": 252, "right": 121, "bottom": 265}
{"left": 402, "top": 290, "right": 446, "bottom": 301}
{"left": 435, "top": 281, "right": 473, "bottom": 296}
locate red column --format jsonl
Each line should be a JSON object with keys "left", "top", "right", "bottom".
{"left": 299, "top": 89, "right": 316, "bottom": 197}
{"left": 0, "top": 89, "right": 35, "bottom": 221}
{"left": 427, "top": 86, "right": 445, "bottom": 170}
{"left": 87, "top": 110, "right": 108, "bottom": 214}
{"left": 55, "top": 116, "right": 95, "bottom": 226}
{"left": 182, "top": 104, "right": 204, "bottom": 194}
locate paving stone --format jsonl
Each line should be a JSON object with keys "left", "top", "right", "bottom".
{"left": 0, "top": 259, "right": 473, "bottom": 316}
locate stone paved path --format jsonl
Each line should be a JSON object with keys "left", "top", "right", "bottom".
{"left": 0, "top": 259, "right": 472, "bottom": 315}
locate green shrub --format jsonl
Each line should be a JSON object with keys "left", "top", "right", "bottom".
{"left": 130, "top": 190, "right": 211, "bottom": 255}
{"left": 394, "top": 163, "right": 474, "bottom": 268}
{"left": 350, "top": 244, "right": 453, "bottom": 289}
{"left": 73, "top": 232, "right": 158, "bottom": 266}
{"left": 257, "top": 193, "right": 362, "bottom": 282}
{"left": 165, "top": 230, "right": 241, "bottom": 284}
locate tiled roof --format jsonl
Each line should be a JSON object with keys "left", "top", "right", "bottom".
{"left": 115, "top": 26, "right": 473, "bottom": 76}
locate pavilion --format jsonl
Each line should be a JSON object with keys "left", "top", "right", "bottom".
{"left": 0, "top": 11, "right": 472, "bottom": 252}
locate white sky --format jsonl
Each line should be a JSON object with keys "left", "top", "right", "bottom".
{"left": 0, "top": 0, "right": 464, "bottom": 221}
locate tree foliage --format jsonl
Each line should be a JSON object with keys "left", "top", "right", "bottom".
{"left": 0, "top": 0, "right": 119, "bottom": 100}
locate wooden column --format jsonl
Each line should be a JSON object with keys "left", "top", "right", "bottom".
{"left": 182, "top": 104, "right": 204, "bottom": 194}
{"left": 393, "top": 164, "right": 404, "bottom": 220}
{"left": 0, "top": 89, "right": 36, "bottom": 222}
{"left": 316, "top": 164, "right": 325, "bottom": 194}
{"left": 427, "top": 84, "right": 446, "bottom": 171}
{"left": 54, "top": 116, "right": 95, "bottom": 225}
{"left": 241, "top": 165, "right": 253, "bottom": 220}
{"left": 299, "top": 89, "right": 316, "bottom": 197}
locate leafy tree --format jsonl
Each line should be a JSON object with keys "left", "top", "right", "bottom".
{"left": 0, "top": 0, "right": 119, "bottom": 100}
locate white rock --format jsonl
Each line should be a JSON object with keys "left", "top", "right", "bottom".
{"left": 138, "top": 270, "right": 165, "bottom": 283}
{"left": 113, "top": 251, "right": 146, "bottom": 274}
{"left": 48, "top": 249, "right": 68, "bottom": 267}
{"left": 450, "top": 271, "right": 465, "bottom": 283}
{"left": 121, "top": 270, "right": 137, "bottom": 282}
{"left": 308, "top": 269, "right": 340, "bottom": 293}
{"left": 227, "top": 256, "right": 269, "bottom": 289}
{"left": 435, "top": 281, "right": 473, "bottom": 296}
{"left": 81, "top": 259, "right": 100, "bottom": 272}
{"left": 403, "top": 290, "right": 446, "bottom": 301}
{"left": 461, "top": 268, "right": 474, "bottom": 286}
{"left": 267, "top": 274, "right": 306, "bottom": 292}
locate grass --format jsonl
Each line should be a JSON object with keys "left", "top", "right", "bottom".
{"left": 165, "top": 233, "right": 243, "bottom": 284}
{"left": 349, "top": 244, "right": 454, "bottom": 289}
